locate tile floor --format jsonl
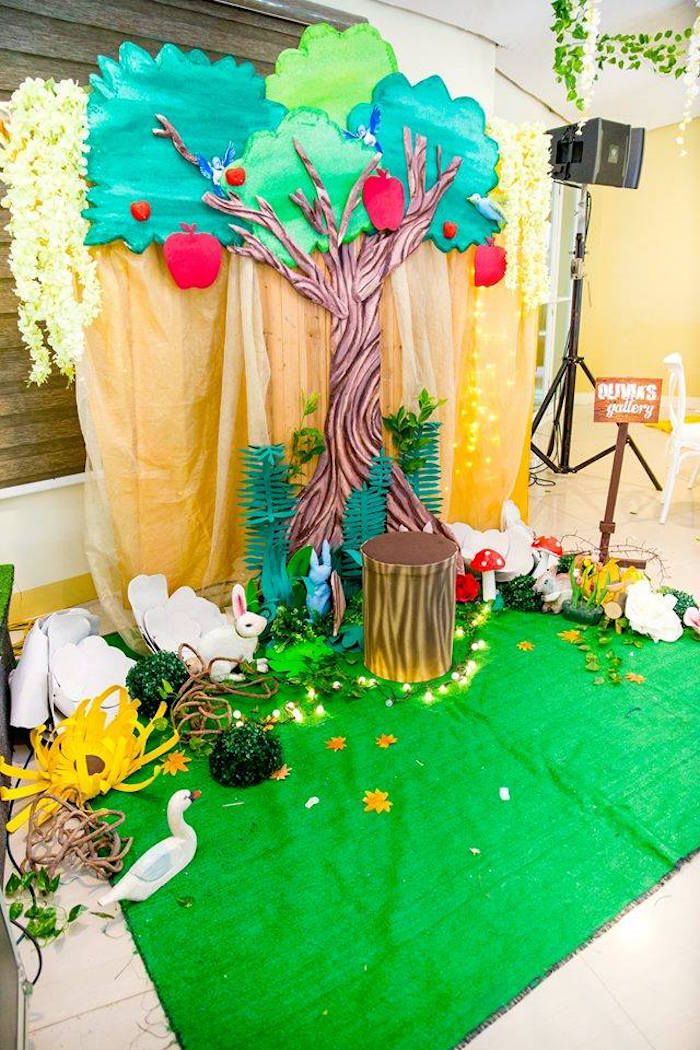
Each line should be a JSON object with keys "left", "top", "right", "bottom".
{"left": 6, "top": 404, "right": 700, "bottom": 1049}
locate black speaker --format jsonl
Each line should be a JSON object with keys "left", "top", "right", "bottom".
{"left": 548, "top": 118, "right": 645, "bottom": 189}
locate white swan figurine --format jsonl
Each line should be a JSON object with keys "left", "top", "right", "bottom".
{"left": 99, "top": 789, "right": 200, "bottom": 907}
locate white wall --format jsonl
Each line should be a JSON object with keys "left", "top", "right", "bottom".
{"left": 0, "top": 479, "right": 88, "bottom": 592}
{"left": 337, "top": 0, "right": 495, "bottom": 106}
{"left": 493, "top": 71, "right": 562, "bottom": 125}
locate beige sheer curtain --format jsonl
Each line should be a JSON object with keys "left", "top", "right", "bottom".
{"left": 80, "top": 241, "right": 536, "bottom": 639}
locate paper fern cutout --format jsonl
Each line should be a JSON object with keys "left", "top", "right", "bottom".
{"left": 340, "top": 449, "right": 393, "bottom": 579}
{"left": 403, "top": 420, "right": 442, "bottom": 515}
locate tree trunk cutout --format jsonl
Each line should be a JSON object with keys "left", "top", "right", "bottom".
{"left": 155, "top": 118, "right": 461, "bottom": 551}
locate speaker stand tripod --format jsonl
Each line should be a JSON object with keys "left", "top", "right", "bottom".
{"left": 530, "top": 188, "right": 661, "bottom": 491}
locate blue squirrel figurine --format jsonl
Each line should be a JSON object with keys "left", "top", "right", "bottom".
{"left": 304, "top": 540, "right": 332, "bottom": 618}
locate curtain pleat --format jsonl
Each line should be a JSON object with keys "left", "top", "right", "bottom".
{"left": 80, "top": 240, "right": 536, "bottom": 635}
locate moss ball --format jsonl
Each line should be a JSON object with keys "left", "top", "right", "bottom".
{"left": 209, "top": 722, "right": 283, "bottom": 788}
{"left": 661, "top": 587, "right": 697, "bottom": 621}
{"left": 499, "top": 574, "right": 542, "bottom": 612}
{"left": 126, "top": 650, "right": 189, "bottom": 718}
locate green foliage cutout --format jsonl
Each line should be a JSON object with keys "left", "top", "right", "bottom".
{"left": 266, "top": 22, "right": 398, "bottom": 127}
{"left": 86, "top": 43, "right": 286, "bottom": 250}
{"left": 341, "top": 449, "right": 393, "bottom": 578}
{"left": 384, "top": 389, "right": 444, "bottom": 514}
{"left": 233, "top": 109, "right": 374, "bottom": 265}
{"left": 349, "top": 74, "right": 500, "bottom": 252}
{"left": 240, "top": 445, "right": 297, "bottom": 609}
{"left": 403, "top": 420, "right": 442, "bottom": 515}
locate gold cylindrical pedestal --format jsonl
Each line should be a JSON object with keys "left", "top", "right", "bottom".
{"left": 361, "top": 532, "right": 458, "bottom": 683}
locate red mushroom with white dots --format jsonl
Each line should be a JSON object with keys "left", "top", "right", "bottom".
{"left": 532, "top": 536, "right": 563, "bottom": 576}
{"left": 470, "top": 548, "right": 506, "bottom": 602}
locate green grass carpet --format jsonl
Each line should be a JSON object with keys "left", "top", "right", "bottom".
{"left": 109, "top": 611, "right": 700, "bottom": 1050}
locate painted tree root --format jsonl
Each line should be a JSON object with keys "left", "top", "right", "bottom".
{"left": 156, "top": 117, "right": 461, "bottom": 551}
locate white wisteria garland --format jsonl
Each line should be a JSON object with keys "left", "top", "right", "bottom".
{"left": 488, "top": 119, "right": 552, "bottom": 312}
{"left": 677, "top": 6, "right": 700, "bottom": 155}
{"left": 0, "top": 78, "right": 100, "bottom": 383}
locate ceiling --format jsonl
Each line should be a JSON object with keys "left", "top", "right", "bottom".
{"left": 380, "top": 0, "right": 699, "bottom": 128}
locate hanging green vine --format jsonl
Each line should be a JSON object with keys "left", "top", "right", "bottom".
{"left": 551, "top": 0, "right": 694, "bottom": 110}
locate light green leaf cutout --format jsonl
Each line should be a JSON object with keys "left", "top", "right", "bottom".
{"left": 266, "top": 23, "right": 398, "bottom": 127}
{"left": 349, "top": 74, "right": 500, "bottom": 253}
{"left": 234, "top": 109, "right": 374, "bottom": 265}
{"left": 86, "top": 43, "right": 286, "bottom": 251}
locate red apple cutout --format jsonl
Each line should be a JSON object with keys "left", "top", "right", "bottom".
{"left": 130, "top": 200, "right": 151, "bottom": 222}
{"left": 225, "top": 167, "right": 246, "bottom": 187}
{"left": 443, "top": 221, "right": 458, "bottom": 239}
{"left": 474, "top": 239, "right": 507, "bottom": 287}
{"left": 163, "top": 224, "right": 223, "bottom": 290}
{"left": 362, "top": 169, "right": 405, "bottom": 231}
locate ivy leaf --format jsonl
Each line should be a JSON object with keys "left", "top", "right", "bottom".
{"left": 68, "top": 904, "right": 87, "bottom": 924}
{"left": 9, "top": 901, "right": 23, "bottom": 921}
{"left": 4, "top": 873, "right": 21, "bottom": 897}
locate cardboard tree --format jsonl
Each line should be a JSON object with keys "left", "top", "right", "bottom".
{"left": 86, "top": 25, "right": 500, "bottom": 552}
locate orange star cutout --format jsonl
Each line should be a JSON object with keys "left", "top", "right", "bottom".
{"left": 625, "top": 672, "right": 646, "bottom": 684}
{"left": 517, "top": 640, "right": 535, "bottom": 651}
{"left": 363, "top": 789, "right": 392, "bottom": 814}
{"left": 326, "top": 736, "right": 347, "bottom": 751}
{"left": 270, "top": 764, "right": 292, "bottom": 780}
{"left": 161, "top": 751, "right": 190, "bottom": 776}
{"left": 558, "top": 629, "right": 582, "bottom": 643}
{"left": 376, "top": 734, "right": 398, "bottom": 749}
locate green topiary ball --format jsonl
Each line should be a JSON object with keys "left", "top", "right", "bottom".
{"left": 499, "top": 574, "right": 542, "bottom": 612}
{"left": 661, "top": 587, "right": 698, "bottom": 621}
{"left": 126, "top": 651, "right": 189, "bottom": 718}
{"left": 209, "top": 722, "right": 283, "bottom": 787}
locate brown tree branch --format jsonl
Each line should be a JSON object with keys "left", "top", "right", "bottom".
{"left": 338, "top": 153, "right": 381, "bottom": 243}
{"left": 153, "top": 114, "right": 198, "bottom": 166}
{"left": 292, "top": 139, "right": 341, "bottom": 265}
{"left": 356, "top": 130, "right": 461, "bottom": 298}
{"left": 289, "top": 189, "right": 327, "bottom": 235}
{"left": 204, "top": 192, "right": 345, "bottom": 314}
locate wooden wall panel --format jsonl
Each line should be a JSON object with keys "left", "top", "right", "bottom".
{"left": 0, "top": 0, "right": 361, "bottom": 488}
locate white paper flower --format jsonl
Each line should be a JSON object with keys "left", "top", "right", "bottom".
{"left": 51, "top": 635, "right": 135, "bottom": 716}
{"left": 625, "top": 580, "right": 683, "bottom": 644}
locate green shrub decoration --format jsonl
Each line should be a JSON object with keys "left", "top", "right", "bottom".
{"left": 270, "top": 604, "right": 318, "bottom": 649}
{"left": 662, "top": 587, "right": 698, "bottom": 621}
{"left": 499, "top": 574, "right": 543, "bottom": 612}
{"left": 341, "top": 449, "right": 393, "bottom": 582}
{"left": 240, "top": 444, "right": 298, "bottom": 612}
{"left": 126, "top": 651, "right": 189, "bottom": 718}
{"left": 209, "top": 722, "right": 283, "bottom": 787}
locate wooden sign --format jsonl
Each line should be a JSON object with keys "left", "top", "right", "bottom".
{"left": 593, "top": 377, "right": 662, "bottom": 424}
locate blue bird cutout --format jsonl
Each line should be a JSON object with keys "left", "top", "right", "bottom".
{"left": 194, "top": 142, "right": 237, "bottom": 198}
{"left": 344, "top": 105, "right": 383, "bottom": 153}
{"left": 467, "top": 193, "right": 507, "bottom": 226}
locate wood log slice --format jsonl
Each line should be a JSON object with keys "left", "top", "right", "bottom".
{"left": 361, "top": 532, "right": 458, "bottom": 683}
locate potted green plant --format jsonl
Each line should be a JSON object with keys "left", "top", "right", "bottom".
{"left": 561, "top": 557, "right": 604, "bottom": 625}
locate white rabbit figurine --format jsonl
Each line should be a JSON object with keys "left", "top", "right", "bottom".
{"left": 197, "top": 584, "right": 267, "bottom": 682}
{"left": 305, "top": 540, "right": 332, "bottom": 618}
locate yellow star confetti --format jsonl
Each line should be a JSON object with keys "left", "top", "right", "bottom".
{"left": 270, "top": 764, "right": 292, "bottom": 780}
{"left": 517, "top": 640, "right": 535, "bottom": 651}
{"left": 363, "top": 789, "right": 392, "bottom": 814}
{"left": 161, "top": 750, "right": 191, "bottom": 776}
{"left": 326, "top": 736, "right": 347, "bottom": 752}
{"left": 625, "top": 673, "right": 646, "bottom": 684}
{"left": 376, "top": 734, "right": 398, "bottom": 749}
{"left": 558, "top": 629, "right": 582, "bottom": 643}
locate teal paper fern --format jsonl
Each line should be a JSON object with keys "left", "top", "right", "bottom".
{"left": 404, "top": 420, "right": 442, "bottom": 515}
{"left": 341, "top": 450, "right": 393, "bottom": 577}
{"left": 239, "top": 445, "right": 297, "bottom": 574}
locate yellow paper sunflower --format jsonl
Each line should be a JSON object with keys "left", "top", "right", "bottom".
{"left": 0, "top": 686, "right": 178, "bottom": 833}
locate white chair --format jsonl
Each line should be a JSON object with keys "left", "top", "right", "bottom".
{"left": 660, "top": 353, "right": 700, "bottom": 523}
